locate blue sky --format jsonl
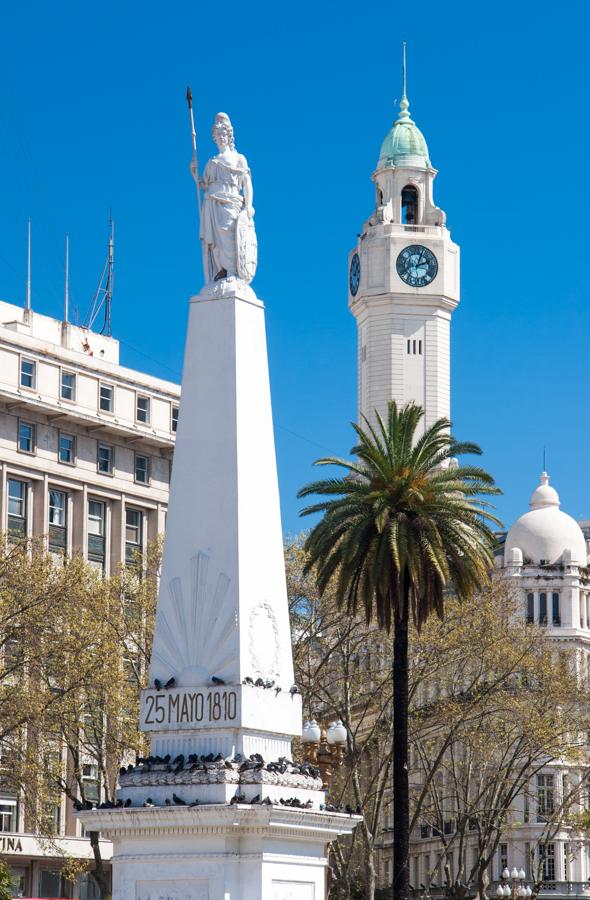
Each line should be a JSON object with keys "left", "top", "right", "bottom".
{"left": 0, "top": 0, "right": 588, "bottom": 534}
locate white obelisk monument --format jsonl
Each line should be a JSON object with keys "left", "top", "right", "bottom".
{"left": 78, "top": 111, "right": 358, "bottom": 899}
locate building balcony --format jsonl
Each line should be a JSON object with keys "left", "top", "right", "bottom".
{"left": 410, "top": 884, "right": 590, "bottom": 900}
{"left": 0, "top": 387, "right": 175, "bottom": 451}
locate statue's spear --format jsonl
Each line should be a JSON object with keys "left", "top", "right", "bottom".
{"left": 186, "top": 84, "right": 202, "bottom": 217}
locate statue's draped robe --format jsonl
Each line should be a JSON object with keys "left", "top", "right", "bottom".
{"left": 200, "top": 154, "right": 248, "bottom": 281}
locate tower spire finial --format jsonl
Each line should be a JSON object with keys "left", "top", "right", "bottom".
{"left": 396, "top": 41, "right": 413, "bottom": 124}
{"left": 402, "top": 40, "right": 407, "bottom": 100}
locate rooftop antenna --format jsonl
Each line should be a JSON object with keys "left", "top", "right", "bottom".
{"left": 64, "top": 233, "right": 69, "bottom": 323}
{"left": 86, "top": 214, "right": 114, "bottom": 336}
{"left": 25, "top": 218, "right": 31, "bottom": 312}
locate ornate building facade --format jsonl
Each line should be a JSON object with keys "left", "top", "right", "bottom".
{"left": 0, "top": 299, "right": 179, "bottom": 898}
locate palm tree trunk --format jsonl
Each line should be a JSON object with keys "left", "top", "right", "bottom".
{"left": 393, "top": 595, "right": 410, "bottom": 900}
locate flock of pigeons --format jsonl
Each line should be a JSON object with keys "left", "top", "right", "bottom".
{"left": 117, "top": 751, "right": 321, "bottom": 779}
{"left": 150, "top": 675, "right": 301, "bottom": 695}
{"left": 74, "top": 794, "right": 359, "bottom": 814}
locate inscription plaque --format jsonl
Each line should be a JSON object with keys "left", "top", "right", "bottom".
{"left": 140, "top": 686, "right": 239, "bottom": 732}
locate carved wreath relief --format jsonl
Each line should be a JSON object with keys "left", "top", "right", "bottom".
{"left": 249, "top": 602, "right": 280, "bottom": 678}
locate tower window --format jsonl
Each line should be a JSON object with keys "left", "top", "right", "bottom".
{"left": 526, "top": 592, "right": 534, "bottom": 624}
{"left": 552, "top": 593, "right": 560, "bottom": 626}
{"left": 401, "top": 185, "right": 419, "bottom": 225}
{"left": 539, "top": 592, "right": 547, "bottom": 624}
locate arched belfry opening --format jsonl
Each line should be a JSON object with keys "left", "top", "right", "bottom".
{"left": 401, "top": 185, "right": 419, "bottom": 224}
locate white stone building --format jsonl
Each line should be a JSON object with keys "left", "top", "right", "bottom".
{"left": 0, "top": 299, "right": 179, "bottom": 898}
{"left": 348, "top": 69, "right": 590, "bottom": 897}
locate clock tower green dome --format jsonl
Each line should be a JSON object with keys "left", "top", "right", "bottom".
{"left": 378, "top": 93, "right": 431, "bottom": 170}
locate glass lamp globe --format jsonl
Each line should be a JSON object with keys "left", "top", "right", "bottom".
{"left": 502, "top": 869, "right": 511, "bottom": 881}
{"left": 511, "top": 868, "right": 520, "bottom": 880}
{"left": 518, "top": 870, "right": 526, "bottom": 881}
{"left": 496, "top": 886, "right": 505, "bottom": 898}
{"left": 327, "top": 720, "right": 347, "bottom": 744}
{"left": 301, "top": 720, "right": 321, "bottom": 743}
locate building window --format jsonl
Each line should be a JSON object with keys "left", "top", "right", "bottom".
{"left": 48, "top": 490, "right": 67, "bottom": 552}
{"left": 17, "top": 420, "right": 35, "bottom": 454}
{"left": 134, "top": 454, "right": 149, "bottom": 484}
{"left": 526, "top": 592, "right": 534, "bottom": 624}
{"left": 99, "top": 383, "right": 113, "bottom": 413}
{"left": 539, "top": 592, "right": 547, "bottom": 624}
{"left": 552, "top": 593, "right": 560, "bottom": 626}
{"left": 125, "top": 508, "right": 142, "bottom": 565}
{"left": 136, "top": 394, "right": 150, "bottom": 424}
{"left": 87, "top": 500, "right": 105, "bottom": 564}
{"left": 171, "top": 405, "right": 179, "bottom": 433}
{"left": 97, "top": 443, "right": 113, "bottom": 475}
{"left": 59, "top": 432, "right": 75, "bottom": 465}
{"left": 48, "top": 490, "right": 66, "bottom": 527}
{"left": 7, "top": 479, "right": 27, "bottom": 537}
{"left": 498, "top": 843, "right": 508, "bottom": 879}
{"left": 540, "top": 843, "right": 555, "bottom": 881}
{"left": 60, "top": 370, "right": 76, "bottom": 401}
{"left": 537, "top": 774, "right": 555, "bottom": 821}
{"left": 82, "top": 762, "right": 99, "bottom": 804}
{"left": 0, "top": 799, "right": 16, "bottom": 832}
{"left": 20, "top": 357, "right": 36, "bottom": 389}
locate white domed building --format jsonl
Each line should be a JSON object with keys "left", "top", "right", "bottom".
{"left": 502, "top": 472, "right": 590, "bottom": 630}
{"left": 494, "top": 473, "right": 590, "bottom": 889}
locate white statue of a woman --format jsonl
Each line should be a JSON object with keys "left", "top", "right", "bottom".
{"left": 191, "top": 112, "right": 257, "bottom": 284}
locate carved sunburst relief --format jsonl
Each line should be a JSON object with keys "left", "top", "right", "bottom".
{"left": 151, "top": 552, "right": 238, "bottom": 686}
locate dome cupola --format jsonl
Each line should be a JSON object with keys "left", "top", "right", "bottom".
{"left": 377, "top": 43, "right": 431, "bottom": 170}
{"left": 378, "top": 96, "right": 431, "bottom": 170}
{"left": 504, "top": 472, "right": 587, "bottom": 567}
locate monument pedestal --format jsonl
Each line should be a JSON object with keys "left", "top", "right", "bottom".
{"left": 79, "top": 805, "right": 358, "bottom": 900}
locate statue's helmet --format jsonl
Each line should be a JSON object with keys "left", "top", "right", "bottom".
{"left": 212, "top": 112, "right": 234, "bottom": 148}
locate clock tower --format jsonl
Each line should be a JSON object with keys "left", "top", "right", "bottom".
{"left": 348, "top": 52, "right": 460, "bottom": 435}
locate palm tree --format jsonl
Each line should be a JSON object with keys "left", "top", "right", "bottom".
{"left": 298, "top": 401, "right": 500, "bottom": 900}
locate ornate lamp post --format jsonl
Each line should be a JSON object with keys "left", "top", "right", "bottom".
{"left": 301, "top": 719, "right": 347, "bottom": 790}
{"left": 496, "top": 867, "right": 532, "bottom": 900}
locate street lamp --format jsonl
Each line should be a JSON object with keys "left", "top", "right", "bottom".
{"left": 496, "top": 867, "right": 532, "bottom": 900}
{"left": 302, "top": 719, "right": 347, "bottom": 789}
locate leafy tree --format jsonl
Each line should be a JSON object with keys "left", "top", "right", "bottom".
{"left": 409, "top": 585, "right": 588, "bottom": 899}
{"left": 2, "top": 538, "right": 160, "bottom": 899}
{"left": 0, "top": 861, "right": 13, "bottom": 900}
{"left": 289, "top": 540, "right": 588, "bottom": 900}
{"left": 298, "top": 401, "right": 500, "bottom": 900}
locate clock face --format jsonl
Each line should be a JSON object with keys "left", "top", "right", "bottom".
{"left": 396, "top": 245, "right": 438, "bottom": 288}
{"left": 349, "top": 253, "right": 361, "bottom": 296}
